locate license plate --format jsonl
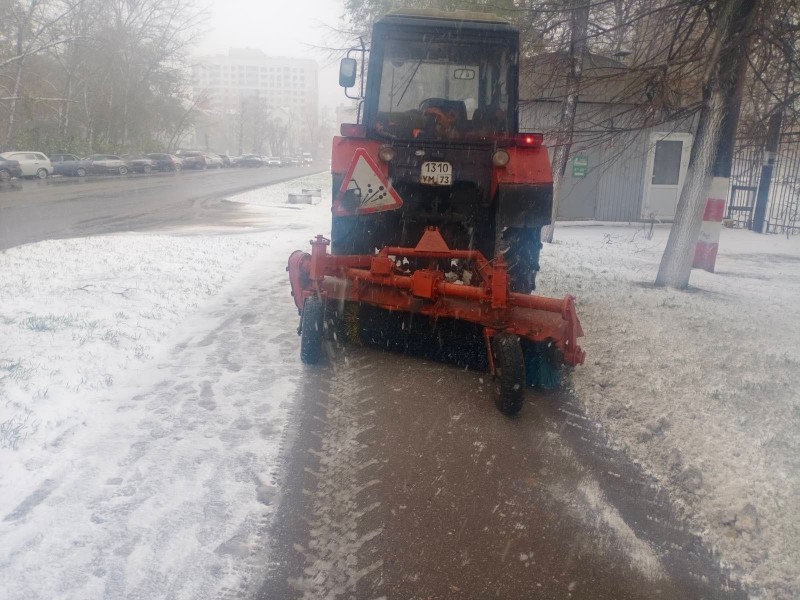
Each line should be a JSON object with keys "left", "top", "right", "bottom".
{"left": 420, "top": 161, "right": 452, "bottom": 186}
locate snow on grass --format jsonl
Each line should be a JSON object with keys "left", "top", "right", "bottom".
{"left": 0, "top": 172, "right": 331, "bottom": 599}
{"left": 0, "top": 234, "right": 270, "bottom": 451}
{"left": 0, "top": 170, "right": 332, "bottom": 456}
{"left": 538, "top": 223, "right": 800, "bottom": 599}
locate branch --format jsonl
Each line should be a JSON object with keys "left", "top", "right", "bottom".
{"left": 0, "top": 36, "right": 87, "bottom": 69}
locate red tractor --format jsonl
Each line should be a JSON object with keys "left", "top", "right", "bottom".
{"left": 288, "top": 9, "right": 584, "bottom": 415}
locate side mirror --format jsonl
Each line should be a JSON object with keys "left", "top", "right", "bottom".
{"left": 339, "top": 57, "right": 357, "bottom": 88}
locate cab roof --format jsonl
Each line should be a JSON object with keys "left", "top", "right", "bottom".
{"left": 378, "top": 9, "right": 516, "bottom": 32}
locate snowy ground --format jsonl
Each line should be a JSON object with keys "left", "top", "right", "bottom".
{"left": 2, "top": 172, "right": 797, "bottom": 599}
{"left": 538, "top": 223, "right": 800, "bottom": 599}
{"left": 0, "top": 173, "right": 330, "bottom": 599}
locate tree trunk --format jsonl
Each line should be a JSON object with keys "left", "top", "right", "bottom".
{"left": 4, "top": 59, "right": 25, "bottom": 150}
{"left": 542, "top": 0, "right": 590, "bottom": 244}
{"left": 655, "top": 0, "right": 759, "bottom": 289}
{"left": 60, "top": 74, "right": 73, "bottom": 137}
{"left": 751, "top": 110, "right": 782, "bottom": 233}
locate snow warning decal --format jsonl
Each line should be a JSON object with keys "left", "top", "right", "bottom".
{"left": 333, "top": 149, "right": 403, "bottom": 216}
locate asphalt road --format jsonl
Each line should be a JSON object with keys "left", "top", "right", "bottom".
{"left": 0, "top": 165, "right": 321, "bottom": 250}
{"left": 259, "top": 345, "right": 746, "bottom": 600}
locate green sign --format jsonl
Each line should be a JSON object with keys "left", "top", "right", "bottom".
{"left": 572, "top": 155, "right": 588, "bottom": 178}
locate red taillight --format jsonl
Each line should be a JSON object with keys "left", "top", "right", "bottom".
{"left": 516, "top": 133, "right": 543, "bottom": 147}
{"left": 340, "top": 123, "right": 367, "bottom": 138}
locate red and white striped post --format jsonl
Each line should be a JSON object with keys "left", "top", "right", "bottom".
{"left": 693, "top": 177, "right": 727, "bottom": 272}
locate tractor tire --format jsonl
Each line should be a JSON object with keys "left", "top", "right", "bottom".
{"left": 491, "top": 333, "right": 526, "bottom": 416}
{"left": 300, "top": 295, "right": 324, "bottom": 364}
{"left": 502, "top": 227, "right": 542, "bottom": 294}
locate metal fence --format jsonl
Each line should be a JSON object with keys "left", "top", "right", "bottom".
{"left": 727, "top": 132, "right": 800, "bottom": 234}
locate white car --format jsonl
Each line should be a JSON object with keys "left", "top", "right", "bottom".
{"left": 0, "top": 151, "right": 52, "bottom": 179}
{"left": 266, "top": 156, "right": 281, "bottom": 167}
{"left": 205, "top": 152, "right": 224, "bottom": 168}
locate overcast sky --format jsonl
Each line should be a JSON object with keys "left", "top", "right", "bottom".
{"left": 196, "top": 0, "right": 349, "bottom": 112}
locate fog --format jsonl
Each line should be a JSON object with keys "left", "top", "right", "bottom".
{"left": 198, "top": 0, "right": 346, "bottom": 111}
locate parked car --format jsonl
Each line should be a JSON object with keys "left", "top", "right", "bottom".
{"left": 265, "top": 156, "right": 281, "bottom": 167}
{"left": 238, "top": 154, "right": 264, "bottom": 168}
{"left": 121, "top": 154, "right": 156, "bottom": 174}
{"left": 146, "top": 153, "right": 183, "bottom": 172}
{"left": 301, "top": 152, "right": 313, "bottom": 165}
{"left": 283, "top": 156, "right": 300, "bottom": 167}
{"left": 0, "top": 151, "right": 52, "bottom": 179}
{"left": 0, "top": 156, "right": 22, "bottom": 182}
{"left": 85, "top": 154, "right": 129, "bottom": 175}
{"left": 50, "top": 153, "right": 89, "bottom": 177}
{"left": 176, "top": 150, "right": 207, "bottom": 170}
{"left": 220, "top": 154, "right": 232, "bottom": 168}
{"left": 204, "top": 152, "right": 224, "bottom": 168}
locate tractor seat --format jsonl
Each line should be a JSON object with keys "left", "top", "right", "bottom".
{"left": 419, "top": 98, "right": 468, "bottom": 125}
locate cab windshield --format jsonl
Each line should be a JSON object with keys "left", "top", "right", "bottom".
{"left": 372, "top": 36, "right": 515, "bottom": 141}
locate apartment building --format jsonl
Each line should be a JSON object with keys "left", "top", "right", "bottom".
{"left": 192, "top": 48, "right": 319, "bottom": 150}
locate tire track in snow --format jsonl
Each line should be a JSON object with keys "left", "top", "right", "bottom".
{"left": 287, "top": 354, "right": 385, "bottom": 599}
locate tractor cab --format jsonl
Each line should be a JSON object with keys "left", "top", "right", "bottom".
{"left": 335, "top": 9, "right": 553, "bottom": 294}
{"left": 363, "top": 11, "right": 518, "bottom": 143}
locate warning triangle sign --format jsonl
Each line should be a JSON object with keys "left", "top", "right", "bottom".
{"left": 333, "top": 149, "right": 403, "bottom": 216}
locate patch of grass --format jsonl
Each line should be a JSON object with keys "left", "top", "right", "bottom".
{"left": 138, "top": 309, "right": 162, "bottom": 320}
{"left": 658, "top": 296, "right": 680, "bottom": 309}
{"left": 101, "top": 329, "right": 120, "bottom": 346}
{"left": 20, "top": 314, "right": 77, "bottom": 332}
{"left": 0, "top": 358, "right": 35, "bottom": 382}
{"left": 0, "top": 413, "right": 39, "bottom": 450}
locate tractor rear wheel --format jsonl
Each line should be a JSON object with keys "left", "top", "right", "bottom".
{"left": 491, "top": 333, "right": 526, "bottom": 416}
{"left": 502, "top": 227, "right": 542, "bottom": 294}
{"left": 300, "top": 295, "right": 324, "bottom": 364}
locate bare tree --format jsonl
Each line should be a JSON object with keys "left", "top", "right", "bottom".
{"left": 542, "top": 0, "right": 590, "bottom": 244}
{"left": 1, "top": 0, "right": 81, "bottom": 149}
{"left": 0, "top": 0, "right": 206, "bottom": 153}
{"left": 655, "top": 0, "right": 760, "bottom": 289}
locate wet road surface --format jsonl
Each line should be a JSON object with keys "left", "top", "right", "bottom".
{"left": 0, "top": 165, "right": 320, "bottom": 249}
{"left": 259, "top": 346, "right": 745, "bottom": 600}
